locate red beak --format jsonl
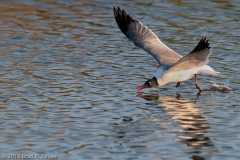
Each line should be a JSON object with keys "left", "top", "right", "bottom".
{"left": 137, "top": 85, "right": 147, "bottom": 91}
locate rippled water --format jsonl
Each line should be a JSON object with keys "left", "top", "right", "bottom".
{"left": 0, "top": 0, "right": 240, "bottom": 160}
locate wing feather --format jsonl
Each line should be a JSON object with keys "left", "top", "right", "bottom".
{"left": 167, "top": 37, "right": 212, "bottom": 73}
{"left": 113, "top": 7, "right": 182, "bottom": 67}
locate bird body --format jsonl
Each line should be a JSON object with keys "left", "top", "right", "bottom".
{"left": 156, "top": 65, "right": 218, "bottom": 87}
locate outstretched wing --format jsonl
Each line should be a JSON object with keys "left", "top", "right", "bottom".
{"left": 167, "top": 37, "right": 212, "bottom": 72}
{"left": 113, "top": 7, "right": 182, "bottom": 67}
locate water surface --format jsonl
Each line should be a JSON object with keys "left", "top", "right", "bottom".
{"left": 0, "top": 0, "right": 240, "bottom": 159}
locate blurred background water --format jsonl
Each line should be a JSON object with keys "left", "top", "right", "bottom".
{"left": 0, "top": 0, "right": 239, "bottom": 160}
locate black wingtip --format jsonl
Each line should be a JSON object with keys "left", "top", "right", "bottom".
{"left": 190, "top": 37, "right": 211, "bottom": 54}
{"left": 113, "top": 7, "right": 137, "bottom": 36}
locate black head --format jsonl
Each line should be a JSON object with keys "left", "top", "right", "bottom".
{"left": 137, "top": 77, "right": 159, "bottom": 91}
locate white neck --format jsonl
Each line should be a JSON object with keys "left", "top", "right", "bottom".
{"left": 154, "top": 66, "right": 168, "bottom": 86}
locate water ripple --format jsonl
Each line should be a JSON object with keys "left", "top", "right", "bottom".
{"left": 0, "top": 0, "right": 240, "bottom": 159}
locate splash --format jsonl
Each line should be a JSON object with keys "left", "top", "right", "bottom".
{"left": 204, "top": 81, "right": 233, "bottom": 92}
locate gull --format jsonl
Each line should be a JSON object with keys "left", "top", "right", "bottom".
{"left": 113, "top": 7, "right": 220, "bottom": 93}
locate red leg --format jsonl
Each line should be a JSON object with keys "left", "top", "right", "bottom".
{"left": 194, "top": 74, "right": 202, "bottom": 92}
{"left": 176, "top": 82, "right": 181, "bottom": 88}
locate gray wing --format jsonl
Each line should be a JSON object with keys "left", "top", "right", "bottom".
{"left": 113, "top": 7, "right": 182, "bottom": 67}
{"left": 167, "top": 37, "right": 212, "bottom": 72}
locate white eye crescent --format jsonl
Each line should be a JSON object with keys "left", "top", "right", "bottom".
{"left": 149, "top": 82, "right": 151, "bottom": 85}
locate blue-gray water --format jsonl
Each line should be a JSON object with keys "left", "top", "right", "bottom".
{"left": 0, "top": 0, "right": 240, "bottom": 160}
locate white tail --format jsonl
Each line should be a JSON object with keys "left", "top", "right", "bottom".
{"left": 198, "top": 65, "right": 220, "bottom": 75}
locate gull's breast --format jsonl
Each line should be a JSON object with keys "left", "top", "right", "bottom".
{"left": 158, "top": 68, "right": 200, "bottom": 86}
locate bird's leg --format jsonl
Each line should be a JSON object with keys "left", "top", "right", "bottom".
{"left": 176, "top": 82, "right": 181, "bottom": 88}
{"left": 194, "top": 74, "right": 202, "bottom": 92}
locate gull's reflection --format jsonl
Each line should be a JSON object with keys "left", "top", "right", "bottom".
{"left": 138, "top": 92, "right": 201, "bottom": 103}
{"left": 138, "top": 93, "right": 214, "bottom": 160}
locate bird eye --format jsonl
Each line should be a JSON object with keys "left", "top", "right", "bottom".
{"left": 148, "top": 82, "right": 151, "bottom": 85}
